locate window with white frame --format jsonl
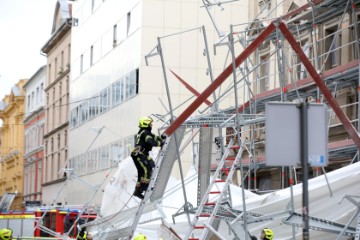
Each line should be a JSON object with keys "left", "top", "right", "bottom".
{"left": 110, "top": 141, "right": 123, "bottom": 167}
{"left": 99, "top": 146, "right": 109, "bottom": 170}
{"left": 325, "top": 26, "right": 341, "bottom": 69}
{"left": 112, "top": 81, "right": 121, "bottom": 106}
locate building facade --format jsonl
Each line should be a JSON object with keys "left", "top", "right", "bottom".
{"left": 41, "top": 0, "right": 72, "bottom": 205}
{"left": 0, "top": 79, "right": 27, "bottom": 210}
{"left": 239, "top": 0, "right": 360, "bottom": 191}
{"left": 23, "top": 66, "right": 46, "bottom": 208}
{"left": 67, "top": 0, "right": 249, "bottom": 205}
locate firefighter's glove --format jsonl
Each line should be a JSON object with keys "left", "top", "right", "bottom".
{"left": 149, "top": 160, "right": 155, "bottom": 168}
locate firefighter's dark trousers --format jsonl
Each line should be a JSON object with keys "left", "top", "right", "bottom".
{"left": 131, "top": 152, "right": 155, "bottom": 192}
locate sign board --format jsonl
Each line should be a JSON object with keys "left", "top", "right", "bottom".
{"left": 265, "top": 102, "right": 328, "bottom": 166}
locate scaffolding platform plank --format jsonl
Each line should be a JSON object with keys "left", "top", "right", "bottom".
{"left": 283, "top": 212, "right": 356, "bottom": 237}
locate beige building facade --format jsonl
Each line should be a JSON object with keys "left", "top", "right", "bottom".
{"left": 41, "top": 0, "right": 72, "bottom": 205}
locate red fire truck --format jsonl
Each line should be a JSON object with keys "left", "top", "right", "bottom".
{"left": 34, "top": 208, "right": 96, "bottom": 238}
{"left": 0, "top": 208, "right": 96, "bottom": 238}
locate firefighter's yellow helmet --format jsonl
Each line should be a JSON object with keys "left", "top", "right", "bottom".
{"left": 139, "top": 117, "right": 153, "bottom": 128}
{"left": 134, "top": 233, "right": 147, "bottom": 240}
{"left": 0, "top": 228, "right": 13, "bottom": 239}
{"left": 262, "top": 228, "right": 274, "bottom": 240}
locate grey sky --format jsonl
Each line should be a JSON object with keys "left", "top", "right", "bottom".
{"left": 0, "top": 0, "right": 57, "bottom": 100}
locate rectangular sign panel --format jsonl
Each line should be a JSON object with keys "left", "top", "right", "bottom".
{"left": 265, "top": 102, "right": 328, "bottom": 166}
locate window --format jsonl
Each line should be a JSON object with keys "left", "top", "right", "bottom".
{"left": 111, "top": 141, "right": 123, "bottom": 167}
{"left": 70, "top": 107, "right": 78, "bottom": 129}
{"left": 127, "top": 12, "right": 131, "bottom": 36}
{"left": 99, "top": 147, "right": 109, "bottom": 170}
{"left": 100, "top": 88, "right": 109, "bottom": 113}
{"left": 37, "top": 158, "right": 42, "bottom": 190}
{"left": 112, "top": 81, "right": 121, "bottom": 106}
{"left": 79, "top": 154, "right": 86, "bottom": 175}
{"left": 113, "top": 24, "right": 117, "bottom": 46}
{"left": 120, "top": 79, "right": 125, "bottom": 102}
{"left": 61, "top": 51, "right": 64, "bottom": 71}
{"left": 48, "top": 64, "right": 52, "bottom": 83}
{"left": 66, "top": 76, "right": 69, "bottom": 92}
{"left": 45, "top": 140, "right": 48, "bottom": 155}
{"left": 53, "top": 103, "right": 56, "bottom": 126}
{"left": 59, "top": 98, "right": 62, "bottom": 123}
{"left": 58, "top": 153, "right": 61, "bottom": 176}
{"left": 129, "top": 69, "right": 138, "bottom": 97}
{"left": 90, "top": 46, "right": 94, "bottom": 66}
{"left": 27, "top": 95, "right": 31, "bottom": 110}
{"left": 36, "top": 87, "right": 40, "bottom": 104}
{"left": 325, "top": 27, "right": 341, "bottom": 69}
{"left": 80, "top": 54, "right": 84, "bottom": 73}
{"left": 89, "top": 97, "right": 97, "bottom": 119}
{"left": 57, "top": 134, "right": 61, "bottom": 150}
{"left": 41, "top": 124, "right": 44, "bottom": 145}
{"left": 88, "top": 150, "right": 98, "bottom": 173}
{"left": 67, "top": 44, "right": 71, "bottom": 69}
{"left": 294, "top": 40, "right": 310, "bottom": 80}
{"left": 31, "top": 92, "right": 35, "bottom": 109}
{"left": 259, "top": 54, "right": 270, "bottom": 93}
{"left": 40, "top": 83, "right": 44, "bottom": 102}
{"left": 78, "top": 104, "right": 83, "bottom": 125}
{"left": 55, "top": 58, "right": 58, "bottom": 76}
{"left": 124, "top": 135, "right": 134, "bottom": 158}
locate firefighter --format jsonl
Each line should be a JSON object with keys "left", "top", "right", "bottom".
{"left": 76, "top": 227, "right": 93, "bottom": 240}
{"left": 131, "top": 116, "right": 166, "bottom": 199}
{"left": 0, "top": 228, "right": 13, "bottom": 240}
{"left": 134, "top": 233, "right": 147, "bottom": 240}
{"left": 260, "top": 228, "right": 274, "bottom": 240}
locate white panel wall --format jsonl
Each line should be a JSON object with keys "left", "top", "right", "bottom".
{"left": 67, "top": 0, "right": 249, "bottom": 204}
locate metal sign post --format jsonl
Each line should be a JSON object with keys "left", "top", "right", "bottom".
{"left": 265, "top": 101, "right": 328, "bottom": 240}
{"left": 300, "top": 102, "right": 309, "bottom": 240}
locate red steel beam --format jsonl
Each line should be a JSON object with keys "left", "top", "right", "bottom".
{"left": 278, "top": 21, "right": 360, "bottom": 149}
{"left": 169, "top": 69, "right": 212, "bottom": 107}
{"left": 164, "top": 22, "right": 277, "bottom": 136}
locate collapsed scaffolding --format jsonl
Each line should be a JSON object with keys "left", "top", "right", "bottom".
{"left": 30, "top": 0, "right": 360, "bottom": 239}
{"left": 151, "top": 0, "right": 360, "bottom": 239}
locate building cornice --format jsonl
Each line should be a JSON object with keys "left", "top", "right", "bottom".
{"left": 42, "top": 177, "right": 67, "bottom": 186}
{"left": 23, "top": 106, "right": 45, "bottom": 123}
{"left": 41, "top": 20, "right": 71, "bottom": 54}
{"left": 44, "top": 67, "right": 70, "bottom": 92}
{"left": 44, "top": 121, "right": 69, "bottom": 139}
{"left": 24, "top": 147, "right": 44, "bottom": 159}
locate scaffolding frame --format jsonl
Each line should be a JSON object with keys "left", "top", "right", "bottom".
{"left": 42, "top": 0, "right": 360, "bottom": 239}
{"left": 139, "top": 0, "right": 360, "bottom": 239}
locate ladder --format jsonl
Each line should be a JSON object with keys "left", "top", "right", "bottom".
{"left": 84, "top": 128, "right": 185, "bottom": 239}
{"left": 183, "top": 138, "right": 247, "bottom": 240}
{"left": 128, "top": 127, "right": 186, "bottom": 239}
{"left": 355, "top": 212, "right": 360, "bottom": 240}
